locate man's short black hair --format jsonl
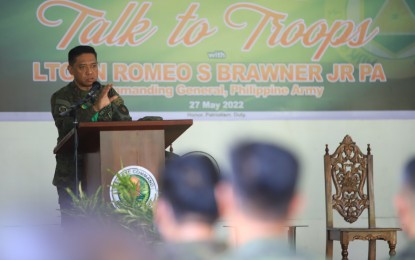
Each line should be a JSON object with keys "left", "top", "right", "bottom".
{"left": 160, "top": 153, "right": 220, "bottom": 224}
{"left": 230, "top": 141, "right": 299, "bottom": 219}
{"left": 403, "top": 157, "right": 415, "bottom": 192}
{"left": 68, "top": 45, "right": 97, "bottom": 65}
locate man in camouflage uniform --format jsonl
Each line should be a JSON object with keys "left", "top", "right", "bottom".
{"left": 51, "top": 45, "right": 131, "bottom": 225}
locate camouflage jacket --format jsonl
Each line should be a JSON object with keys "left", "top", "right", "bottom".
{"left": 51, "top": 81, "right": 132, "bottom": 187}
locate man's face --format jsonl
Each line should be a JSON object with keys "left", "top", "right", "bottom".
{"left": 68, "top": 53, "right": 98, "bottom": 90}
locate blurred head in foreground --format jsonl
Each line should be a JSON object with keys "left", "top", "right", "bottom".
{"left": 155, "top": 152, "right": 221, "bottom": 242}
{"left": 395, "top": 157, "right": 415, "bottom": 238}
{"left": 217, "top": 141, "right": 302, "bottom": 246}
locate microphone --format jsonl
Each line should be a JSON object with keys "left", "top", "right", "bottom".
{"left": 59, "top": 81, "right": 102, "bottom": 117}
{"left": 86, "top": 81, "right": 102, "bottom": 102}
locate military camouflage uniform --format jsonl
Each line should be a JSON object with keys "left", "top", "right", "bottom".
{"left": 51, "top": 81, "right": 131, "bottom": 221}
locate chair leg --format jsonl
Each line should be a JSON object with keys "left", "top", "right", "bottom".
{"left": 341, "top": 242, "right": 349, "bottom": 260}
{"left": 368, "top": 240, "right": 376, "bottom": 260}
{"left": 387, "top": 240, "right": 397, "bottom": 258}
{"left": 326, "top": 239, "right": 333, "bottom": 260}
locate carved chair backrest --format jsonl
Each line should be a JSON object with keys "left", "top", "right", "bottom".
{"left": 324, "top": 135, "right": 375, "bottom": 228}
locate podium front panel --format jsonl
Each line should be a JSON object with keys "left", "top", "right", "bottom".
{"left": 85, "top": 129, "right": 165, "bottom": 201}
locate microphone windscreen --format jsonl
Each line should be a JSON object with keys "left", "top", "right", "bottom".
{"left": 91, "top": 81, "right": 102, "bottom": 92}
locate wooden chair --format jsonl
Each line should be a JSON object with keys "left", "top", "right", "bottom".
{"left": 324, "top": 135, "right": 401, "bottom": 260}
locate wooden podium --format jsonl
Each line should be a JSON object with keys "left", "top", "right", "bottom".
{"left": 53, "top": 119, "right": 193, "bottom": 201}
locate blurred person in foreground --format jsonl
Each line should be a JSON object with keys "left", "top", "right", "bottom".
{"left": 394, "top": 157, "right": 415, "bottom": 259}
{"left": 154, "top": 153, "right": 227, "bottom": 260}
{"left": 216, "top": 141, "right": 310, "bottom": 259}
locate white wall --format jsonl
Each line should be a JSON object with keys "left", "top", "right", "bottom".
{"left": 0, "top": 119, "right": 413, "bottom": 259}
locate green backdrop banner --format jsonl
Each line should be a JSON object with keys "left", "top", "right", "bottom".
{"left": 1, "top": 0, "right": 414, "bottom": 120}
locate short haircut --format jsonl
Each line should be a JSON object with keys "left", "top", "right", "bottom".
{"left": 160, "top": 153, "right": 220, "bottom": 224}
{"left": 68, "top": 45, "right": 97, "bottom": 65}
{"left": 403, "top": 157, "right": 415, "bottom": 192}
{"left": 229, "top": 141, "right": 299, "bottom": 219}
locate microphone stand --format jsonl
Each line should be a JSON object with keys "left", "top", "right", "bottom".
{"left": 73, "top": 108, "right": 80, "bottom": 197}
{"left": 60, "top": 95, "right": 96, "bottom": 198}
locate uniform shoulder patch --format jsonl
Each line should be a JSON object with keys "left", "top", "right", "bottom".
{"left": 58, "top": 106, "right": 68, "bottom": 113}
{"left": 118, "top": 104, "right": 129, "bottom": 115}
